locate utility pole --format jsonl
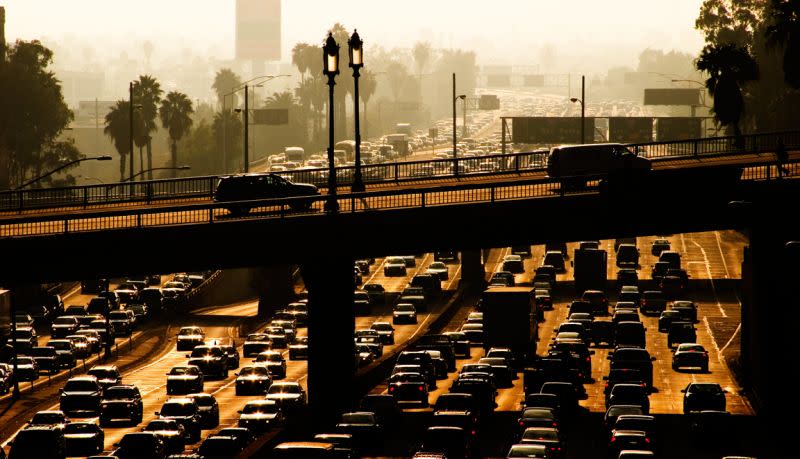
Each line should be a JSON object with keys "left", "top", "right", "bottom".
{"left": 129, "top": 82, "right": 134, "bottom": 193}
{"left": 581, "top": 75, "right": 585, "bottom": 144}
{"left": 452, "top": 73, "right": 458, "bottom": 177}
{"left": 244, "top": 84, "right": 249, "bottom": 172}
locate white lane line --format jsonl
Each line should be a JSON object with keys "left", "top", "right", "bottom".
{"left": 445, "top": 264, "right": 462, "bottom": 291}
{"left": 719, "top": 322, "right": 741, "bottom": 355}
{"left": 702, "top": 316, "right": 725, "bottom": 364}
{"left": 691, "top": 240, "right": 728, "bottom": 318}
{"left": 714, "top": 231, "right": 731, "bottom": 279}
{"left": 364, "top": 258, "right": 387, "bottom": 285}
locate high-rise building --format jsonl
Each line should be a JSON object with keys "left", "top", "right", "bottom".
{"left": 235, "top": 0, "right": 281, "bottom": 61}
{"left": 1, "top": 6, "right": 6, "bottom": 61}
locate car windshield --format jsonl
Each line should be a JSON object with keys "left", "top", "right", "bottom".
{"left": 145, "top": 420, "right": 177, "bottom": 431}
{"left": 65, "top": 423, "right": 97, "bottom": 434}
{"left": 268, "top": 384, "right": 300, "bottom": 394}
{"left": 169, "top": 367, "right": 196, "bottom": 376}
{"left": 31, "top": 413, "right": 65, "bottom": 424}
{"left": 678, "top": 344, "right": 704, "bottom": 352}
{"left": 243, "top": 403, "right": 279, "bottom": 414}
{"left": 179, "top": 328, "right": 201, "bottom": 335}
{"left": 691, "top": 384, "right": 722, "bottom": 394}
{"left": 257, "top": 353, "right": 282, "bottom": 362}
{"left": 53, "top": 317, "right": 76, "bottom": 325}
{"left": 161, "top": 402, "right": 195, "bottom": 416}
{"left": 63, "top": 380, "right": 98, "bottom": 392}
{"left": 391, "top": 372, "right": 424, "bottom": 383}
{"left": 49, "top": 341, "right": 70, "bottom": 350}
{"left": 522, "top": 428, "right": 559, "bottom": 441}
{"left": 104, "top": 387, "right": 135, "bottom": 399}
{"left": 395, "top": 305, "right": 415, "bottom": 312}
{"left": 191, "top": 347, "right": 222, "bottom": 357}
{"left": 239, "top": 367, "right": 269, "bottom": 377}
{"left": 14, "top": 329, "right": 33, "bottom": 338}
{"left": 88, "top": 368, "right": 116, "bottom": 379}
{"left": 341, "top": 413, "right": 374, "bottom": 424}
{"left": 371, "top": 323, "right": 392, "bottom": 331}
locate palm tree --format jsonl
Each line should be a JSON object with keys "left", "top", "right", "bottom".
{"left": 265, "top": 91, "right": 296, "bottom": 109}
{"left": 412, "top": 41, "right": 432, "bottom": 98}
{"left": 360, "top": 69, "right": 378, "bottom": 139}
{"left": 213, "top": 110, "right": 243, "bottom": 172}
{"left": 766, "top": 0, "right": 800, "bottom": 88}
{"left": 159, "top": 91, "right": 194, "bottom": 176}
{"left": 385, "top": 61, "right": 410, "bottom": 102}
{"left": 104, "top": 100, "right": 146, "bottom": 181}
{"left": 292, "top": 43, "right": 312, "bottom": 82}
{"left": 212, "top": 68, "right": 243, "bottom": 109}
{"left": 696, "top": 43, "right": 759, "bottom": 146}
{"left": 133, "top": 75, "right": 163, "bottom": 179}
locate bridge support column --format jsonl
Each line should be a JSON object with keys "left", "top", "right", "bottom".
{"left": 300, "top": 256, "right": 355, "bottom": 426}
{"left": 252, "top": 265, "right": 296, "bottom": 317}
{"left": 460, "top": 249, "right": 485, "bottom": 291}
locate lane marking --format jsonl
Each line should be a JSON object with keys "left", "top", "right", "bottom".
{"left": 691, "top": 240, "right": 728, "bottom": 318}
{"left": 714, "top": 231, "right": 731, "bottom": 279}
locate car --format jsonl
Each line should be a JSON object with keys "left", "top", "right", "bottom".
{"left": 608, "top": 348, "right": 655, "bottom": 388}
{"left": 362, "top": 284, "right": 386, "bottom": 306}
{"left": 388, "top": 372, "right": 429, "bottom": 406}
{"left": 12, "top": 327, "right": 38, "bottom": 352}
{"left": 671, "top": 300, "right": 697, "bottom": 322}
{"left": 434, "top": 250, "right": 459, "bottom": 262}
{"left": 460, "top": 323, "right": 484, "bottom": 345}
{"left": 393, "top": 303, "right": 417, "bottom": 324}
{"left": 142, "top": 419, "right": 186, "bottom": 456}
{"left": 237, "top": 399, "right": 284, "bottom": 433}
{"left": 255, "top": 350, "right": 287, "bottom": 379}
{"left": 176, "top": 327, "right": 205, "bottom": 351}
{"left": 651, "top": 239, "right": 670, "bottom": 256}
{"left": 50, "top": 316, "right": 79, "bottom": 339}
{"left": 86, "top": 296, "right": 111, "bottom": 316}
{"left": 613, "top": 309, "right": 640, "bottom": 324}
{"left": 242, "top": 333, "right": 272, "bottom": 357}
{"left": 511, "top": 245, "right": 532, "bottom": 257}
{"left": 139, "top": 287, "right": 164, "bottom": 313}
{"left": 64, "top": 304, "right": 87, "bottom": 316}
{"left": 166, "top": 365, "right": 203, "bottom": 395}
{"left": 399, "top": 286, "right": 428, "bottom": 311}
{"left": 186, "top": 393, "right": 219, "bottom": 429}
{"left": 27, "top": 410, "right": 69, "bottom": 432}
{"left": 659, "top": 250, "right": 682, "bottom": 269}
{"left": 156, "top": 398, "right": 202, "bottom": 443}
{"left": 415, "top": 426, "right": 476, "bottom": 459}
{"left": 401, "top": 255, "right": 417, "bottom": 267}
{"left": 490, "top": 271, "right": 515, "bottom": 287}
{"left": 219, "top": 344, "right": 240, "bottom": 370}
{"left": 87, "top": 364, "right": 122, "bottom": 390}
{"left": 658, "top": 310, "right": 683, "bottom": 332}
{"left": 502, "top": 255, "right": 525, "bottom": 274}
{"left": 14, "top": 356, "right": 39, "bottom": 382}
{"left": 673, "top": 343, "right": 709, "bottom": 371}
{"left": 540, "top": 381, "right": 581, "bottom": 414}
{"left": 545, "top": 242, "right": 569, "bottom": 258}
{"left": 506, "top": 443, "right": 548, "bottom": 458}
{"left": 198, "top": 435, "right": 244, "bottom": 458}
{"left": 87, "top": 319, "right": 114, "bottom": 344}
{"left": 63, "top": 421, "right": 104, "bottom": 456}
{"left": 113, "top": 432, "right": 167, "bottom": 459}
{"left": 603, "top": 368, "right": 645, "bottom": 399}
{"left": 604, "top": 405, "right": 644, "bottom": 430}
{"left": 667, "top": 321, "right": 696, "bottom": 348}
{"left": 215, "top": 427, "right": 255, "bottom": 450}
{"left": 266, "top": 381, "right": 307, "bottom": 410}
{"left": 607, "top": 430, "right": 653, "bottom": 458}
{"left": 612, "top": 414, "right": 657, "bottom": 444}
{"left": 617, "top": 269, "right": 639, "bottom": 289}
{"left": 591, "top": 320, "right": 615, "bottom": 346}
{"left": 616, "top": 244, "right": 639, "bottom": 268}
{"left": 46, "top": 340, "right": 78, "bottom": 368}
{"left": 114, "top": 283, "right": 139, "bottom": 304}
{"left": 618, "top": 286, "right": 641, "bottom": 307}
{"left": 371, "top": 321, "right": 396, "bottom": 345}
{"left": 384, "top": 257, "right": 407, "bottom": 276}
{"left": 186, "top": 345, "right": 228, "bottom": 378}
{"left": 534, "top": 289, "right": 552, "bottom": 311}
{"left": 213, "top": 173, "right": 319, "bottom": 214}
{"left": 640, "top": 290, "right": 666, "bottom": 315}
{"left": 426, "top": 262, "right": 450, "bottom": 281}
{"left": 449, "top": 378, "right": 497, "bottom": 414}
{"left": 486, "top": 347, "right": 517, "bottom": 370}
{"left": 615, "top": 321, "right": 646, "bottom": 349}
{"left": 272, "top": 441, "right": 337, "bottom": 457}
{"left": 335, "top": 412, "right": 382, "bottom": 450}
{"left": 650, "top": 261, "right": 670, "bottom": 282}
{"left": 519, "top": 427, "right": 564, "bottom": 458}
{"left": 100, "top": 384, "right": 143, "bottom": 425}
{"left": 288, "top": 336, "right": 309, "bottom": 360}
{"left": 59, "top": 375, "right": 102, "bottom": 415}
{"left": 64, "top": 334, "right": 92, "bottom": 359}
{"left": 660, "top": 275, "right": 685, "bottom": 297}
{"left": 607, "top": 383, "right": 650, "bottom": 413}
{"left": 682, "top": 383, "right": 726, "bottom": 414}
{"left": 543, "top": 251, "right": 566, "bottom": 272}
{"left": 8, "top": 426, "right": 67, "bottom": 459}
{"left": 518, "top": 407, "right": 559, "bottom": 433}
{"left": 581, "top": 290, "right": 609, "bottom": 315}
{"left": 235, "top": 365, "right": 273, "bottom": 395}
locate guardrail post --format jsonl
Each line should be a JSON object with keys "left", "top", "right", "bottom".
{"left": 210, "top": 177, "right": 216, "bottom": 198}
{"left": 64, "top": 219, "right": 69, "bottom": 234}
{"left": 693, "top": 140, "right": 698, "bottom": 157}
{"left": 209, "top": 208, "right": 214, "bottom": 223}
{"left": 515, "top": 155, "right": 520, "bottom": 172}
{"left": 421, "top": 193, "right": 426, "bottom": 208}
{"left": 491, "top": 186, "right": 495, "bottom": 202}
{"left": 394, "top": 163, "right": 399, "bottom": 182}
{"left": 83, "top": 187, "right": 89, "bottom": 208}
{"left": 17, "top": 190, "right": 23, "bottom": 212}
{"left": 137, "top": 213, "right": 142, "bottom": 228}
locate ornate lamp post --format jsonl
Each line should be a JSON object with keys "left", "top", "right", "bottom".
{"left": 323, "top": 32, "right": 340, "bottom": 212}
{"left": 348, "top": 30, "right": 365, "bottom": 192}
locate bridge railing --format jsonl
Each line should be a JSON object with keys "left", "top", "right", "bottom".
{"left": 1, "top": 130, "right": 797, "bottom": 213}
{"left": 1, "top": 158, "right": 795, "bottom": 239}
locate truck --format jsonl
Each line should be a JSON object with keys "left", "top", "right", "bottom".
{"left": 384, "top": 134, "right": 410, "bottom": 156}
{"left": 481, "top": 286, "right": 537, "bottom": 364}
{"left": 573, "top": 248, "right": 608, "bottom": 295}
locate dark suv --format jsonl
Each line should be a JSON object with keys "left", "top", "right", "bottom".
{"left": 100, "top": 385, "right": 143, "bottom": 425}
{"left": 157, "top": 398, "right": 202, "bottom": 443}
{"left": 187, "top": 345, "right": 229, "bottom": 378}
{"left": 60, "top": 376, "right": 103, "bottom": 416}
{"left": 668, "top": 321, "right": 697, "bottom": 348}
{"left": 682, "top": 383, "right": 726, "bottom": 414}
{"left": 609, "top": 347, "right": 655, "bottom": 388}
{"left": 214, "top": 173, "right": 320, "bottom": 214}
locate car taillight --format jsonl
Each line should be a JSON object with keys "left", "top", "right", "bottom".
{"left": 586, "top": 357, "right": 591, "bottom": 362}
{"left": 388, "top": 386, "right": 394, "bottom": 392}
{"left": 471, "top": 430, "right": 477, "bottom": 436}
{"left": 611, "top": 436, "right": 617, "bottom": 442}
{"left": 552, "top": 422, "right": 557, "bottom": 427}
{"left": 418, "top": 385, "right": 424, "bottom": 391}
{"left": 645, "top": 437, "right": 650, "bottom": 443}
{"left": 519, "top": 421, "right": 525, "bottom": 427}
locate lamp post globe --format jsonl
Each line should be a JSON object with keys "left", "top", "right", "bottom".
{"left": 323, "top": 32, "right": 340, "bottom": 212}
{"left": 349, "top": 29, "right": 365, "bottom": 192}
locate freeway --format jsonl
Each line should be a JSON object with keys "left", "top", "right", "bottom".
{"left": 0, "top": 252, "right": 462, "bottom": 456}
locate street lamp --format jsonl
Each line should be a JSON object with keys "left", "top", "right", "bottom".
{"left": 452, "top": 73, "right": 466, "bottom": 177}
{"left": 348, "top": 29, "right": 365, "bottom": 192}
{"left": 323, "top": 32, "right": 340, "bottom": 212}
{"left": 14, "top": 155, "right": 112, "bottom": 190}
{"left": 569, "top": 75, "right": 585, "bottom": 143}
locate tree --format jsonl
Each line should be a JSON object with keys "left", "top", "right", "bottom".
{"left": 696, "top": 43, "right": 759, "bottom": 145}
{"left": 212, "top": 110, "right": 243, "bottom": 173}
{"left": 291, "top": 43, "right": 312, "bottom": 82}
{"left": 104, "top": 100, "right": 131, "bottom": 181}
{"left": 159, "top": 91, "right": 194, "bottom": 176}
{"left": 385, "top": 61, "right": 411, "bottom": 102}
{"left": 360, "top": 69, "right": 378, "bottom": 139}
{"left": 265, "top": 91, "right": 296, "bottom": 108}
{"left": 133, "top": 75, "right": 163, "bottom": 179}
{"left": 178, "top": 119, "right": 216, "bottom": 175}
{"left": 212, "top": 68, "right": 243, "bottom": 109}
{"left": 766, "top": 0, "right": 800, "bottom": 88}
{"left": 0, "top": 40, "right": 77, "bottom": 189}
{"left": 412, "top": 41, "right": 432, "bottom": 98}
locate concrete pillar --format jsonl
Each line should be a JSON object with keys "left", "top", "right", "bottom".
{"left": 300, "top": 256, "right": 355, "bottom": 426}
{"left": 460, "top": 249, "right": 485, "bottom": 290}
{"left": 252, "top": 265, "right": 295, "bottom": 317}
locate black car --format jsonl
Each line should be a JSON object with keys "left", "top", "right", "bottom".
{"left": 8, "top": 426, "right": 67, "bottom": 459}
{"left": 187, "top": 393, "right": 220, "bottom": 429}
{"left": 609, "top": 347, "right": 655, "bottom": 388}
{"left": 60, "top": 376, "right": 103, "bottom": 416}
{"left": 388, "top": 372, "right": 429, "bottom": 406}
{"left": 199, "top": 435, "right": 244, "bottom": 458}
{"left": 222, "top": 345, "right": 240, "bottom": 369}
{"left": 682, "top": 383, "right": 726, "bottom": 414}
{"left": 651, "top": 239, "right": 670, "bottom": 256}
{"left": 214, "top": 173, "right": 320, "bottom": 214}
{"left": 235, "top": 366, "right": 273, "bottom": 395}
{"left": 100, "top": 384, "right": 144, "bottom": 425}
{"left": 47, "top": 340, "right": 78, "bottom": 369}
{"left": 186, "top": 345, "right": 228, "bottom": 378}
{"left": 113, "top": 432, "right": 167, "bottom": 459}
{"left": 591, "top": 320, "right": 615, "bottom": 346}
{"left": 30, "top": 346, "right": 59, "bottom": 373}
{"left": 166, "top": 365, "right": 204, "bottom": 395}
{"left": 87, "top": 365, "right": 122, "bottom": 390}
{"left": 616, "top": 244, "right": 639, "bottom": 268}
{"left": 242, "top": 333, "right": 272, "bottom": 358}
{"left": 50, "top": 316, "right": 80, "bottom": 339}
{"left": 668, "top": 321, "right": 697, "bottom": 348}
{"left": 157, "top": 398, "right": 202, "bottom": 443}
{"left": 603, "top": 368, "right": 645, "bottom": 399}
{"left": 142, "top": 419, "right": 186, "bottom": 456}
{"left": 640, "top": 290, "right": 666, "bottom": 315}
{"left": 658, "top": 310, "right": 683, "bottom": 332}
{"left": 64, "top": 422, "right": 104, "bottom": 456}
{"left": 671, "top": 300, "right": 698, "bottom": 322}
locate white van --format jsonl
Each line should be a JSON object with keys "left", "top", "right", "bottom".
{"left": 284, "top": 147, "right": 305, "bottom": 163}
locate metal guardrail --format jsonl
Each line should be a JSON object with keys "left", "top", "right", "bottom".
{"left": 0, "top": 158, "right": 795, "bottom": 239}
{"left": 1, "top": 130, "right": 798, "bottom": 213}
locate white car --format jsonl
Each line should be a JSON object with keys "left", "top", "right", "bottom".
{"left": 425, "top": 262, "right": 449, "bottom": 281}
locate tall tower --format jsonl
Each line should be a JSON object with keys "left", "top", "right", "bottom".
{"left": 0, "top": 6, "right": 6, "bottom": 63}
{"left": 235, "top": 0, "right": 281, "bottom": 76}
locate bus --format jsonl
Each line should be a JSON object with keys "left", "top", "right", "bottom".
{"left": 334, "top": 140, "right": 356, "bottom": 162}
{"left": 396, "top": 123, "right": 412, "bottom": 135}
{"left": 284, "top": 147, "right": 306, "bottom": 163}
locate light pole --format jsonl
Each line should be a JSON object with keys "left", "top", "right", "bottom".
{"left": 348, "top": 29, "right": 365, "bottom": 192}
{"left": 323, "top": 32, "right": 340, "bottom": 213}
{"left": 118, "top": 165, "right": 191, "bottom": 182}
{"left": 452, "top": 73, "right": 465, "bottom": 177}
{"left": 569, "top": 75, "right": 585, "bottom": 144}
{"left": 14, "top": 155, "right": 112, "bottom": 190}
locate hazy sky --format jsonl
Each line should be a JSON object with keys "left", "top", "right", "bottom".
{"left": 2, "top": 0, "right": 706, "bottom": 66}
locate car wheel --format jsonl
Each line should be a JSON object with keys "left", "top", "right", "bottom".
{"left": 701, "top": 365, "right": 708, "bottom": 373}
{"left": 672, "top": 363, "right": 678, "bottom": 370}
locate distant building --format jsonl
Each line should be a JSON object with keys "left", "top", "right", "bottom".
{"left": 236, "top": 0, "right": 281, "bottom": 61}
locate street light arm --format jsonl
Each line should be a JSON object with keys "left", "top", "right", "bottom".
{"left": 118, "top": 166, "right": 191, "bottom": 183}
{"left": 15, "top": 155, "right": 112, "bottom": 190}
